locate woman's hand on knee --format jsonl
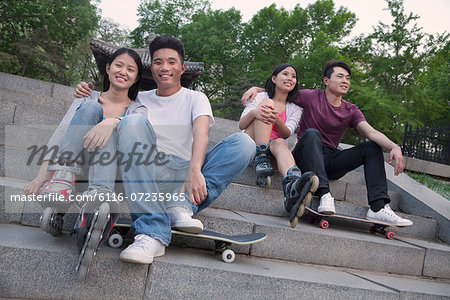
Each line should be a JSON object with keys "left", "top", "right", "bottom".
{"left": 83, "top": 119, "right": 117, "bottom": 151}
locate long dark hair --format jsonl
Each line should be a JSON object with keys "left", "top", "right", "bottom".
{"left": 264, "top": 64, "right": 299, "bottom": 103}
{"left": 103, "top": 48, "right": 143, "bottom": 100}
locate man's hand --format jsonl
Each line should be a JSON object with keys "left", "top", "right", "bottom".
{"left": 83, "top": 118, "right": 117, "bottom": 151}
{"left": 180, "top": 169, "right": 207, "bottom": 205}
{"left": 389, "top": 146, "right": 405, "bottom": 176}
{"left": 74, "top": 81, "right": 93, "bottom": 98}
{"left": 241, "top": 86, "right": 263, "bottom": 106}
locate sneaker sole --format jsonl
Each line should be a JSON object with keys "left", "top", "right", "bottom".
{"left": 76, "top": 203, "right": 110, "bottom": 281}
{"left": 120, "top": 248, "right": 165, "bottom": 264}
{"left": 172, "top": 220, "right": 204, "bottom": 234}
{"left": 366, "top": 217, "right": 413, "bottom": 227}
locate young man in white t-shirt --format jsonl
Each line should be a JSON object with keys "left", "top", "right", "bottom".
{"left": 74, "top": 35, "right": 256, "bottom": 264}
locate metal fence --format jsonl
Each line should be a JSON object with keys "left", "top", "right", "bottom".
{"left": 402, "top": 122, "right": 450, "bottom": 165}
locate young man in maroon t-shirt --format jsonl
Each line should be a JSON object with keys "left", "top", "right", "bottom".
{"left": 242, "top": 61, "right": 412, "bottom": 226}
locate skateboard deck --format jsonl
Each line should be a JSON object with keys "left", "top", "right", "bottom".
{"left": 305, "top": 206, "right": 406, "bottom": 239}
{"left": 109, "top": 218, "right": 267, "bottom": 263}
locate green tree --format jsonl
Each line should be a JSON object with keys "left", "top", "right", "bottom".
{"left": 130, "top": 0, "right": 210, "bottom": 48}
{"left": 0, "top": 0, "right": 99, "bottom": 84}
{"left": 243, "top": 4, "right": 295, "bottom": 82}
{"left": 343, "top": 0, "right": 448, "bottom": 143}
{"left": 419, "top": 37, "right": 450, "bottom": 125}
{"left": 291, "top": 0, "right": 356, "bottom": 89}
{"left": 242, "top": 0, "right": 356, "bottom": 87}
{"left": 97, "top": 18, "right": 131, "bottom": 47}
{"left": 180, "top": 8, "right": 245, "bottom": 101}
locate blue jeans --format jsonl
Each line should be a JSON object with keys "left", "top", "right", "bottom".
{"left": 117, "top": 115, "right": 256, "bottom": 245}
{"left": 58, "top": 101, "right": 117, "bottom": 191}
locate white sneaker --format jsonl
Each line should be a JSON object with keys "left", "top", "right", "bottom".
{"left": 318, "top": 192, "right": 336, "bottom": 214}
{"left": 366, "top": 204, "right": 413, "bottom": 226}
{"left": 119, "top": 234, "right": 165, "bottom": 264}
{"left": 167, "top": 206, "right": 204, "bottom": 233}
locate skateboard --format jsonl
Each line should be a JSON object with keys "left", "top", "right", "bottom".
{"left": 109, "top": 219, "right": 267, "bottom": 263}
{"left": 305, "top": 206, "right": 405, "bottom": 239}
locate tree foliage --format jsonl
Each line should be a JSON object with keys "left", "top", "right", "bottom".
{"left": 0, "top": 0, "right": 99, "bottom": 84}
{"left": 180, "top": 8, "right": 245, "bottom": 100}
{"left": 130, "top": 0, "right": 210, "bottom": 47}
{"left": 1, "top": 0, "right": 448, "bottom": 145}
{"left": 343, "top": 0, "right": 448, "bottom": 143}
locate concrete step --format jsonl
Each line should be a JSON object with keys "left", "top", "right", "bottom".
{"left": 1, "top": 223, "right": 449, "bottom": 300}
{"left": 213, "top": 184, "right": 437, "bottom": 241}
{"left": 2, "top": 176, "right": 448, "bottom": 280}
{"left": 1, "top": 176, "right": 437, "bottom": 242}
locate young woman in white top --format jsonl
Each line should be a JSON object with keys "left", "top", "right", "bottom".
{"left": 239, "top": 64, "right": 319, "bottom": 228}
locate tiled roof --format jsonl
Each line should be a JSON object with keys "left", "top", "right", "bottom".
{"left": 90, "top": 39, "right": 204, "bottom": 73}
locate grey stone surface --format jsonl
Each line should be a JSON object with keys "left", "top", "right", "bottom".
{"left": 0, "top": 221, "right": 449, "bottom": 299}
{"left": 330, "top": 179, "right": 347, "bottom": 201}
{"left": 234, "top": 165, "right": 284, "bottom": 190}
{"left": 0, "top": 88, "right": 68, "bottom": 116}
{"left": 0, "top": 224, "right": 148, "bottom": 300}
{"left": 345, "top": 182, "right": 400, "bottom": 210}
{"left": 386, "top": 166, "right": 450, "bottom": 243}
{"left": 0, "top": 145, "right": 4, "bottom": 178}
{"left": 340, "top": 169, "right": 366, "bottom": 185}
{"left": 4, "top": 146, "right": 41, "bottom": 180}
{"left": 212, "top": 182, "right": 287, "bottom": 217}
{"left": 240, "top": 212, "right": 426, "bottom": 276}
{"left": 399, "top": 237, "right": 450, "bottom": 279}
{"left": 350, "top": 271, "right": 450, "bottom": 300}
{"left": 405, "top": 156, "right": 450, "bottom": 178}
{"left": 0, "top": 72, "right": 54, "bottom": 98}
{"left": 147, "top": 247, "right": 398, "bottom": 300}
{"left": 3, "top": 186, "right": 25, "bottom": 222}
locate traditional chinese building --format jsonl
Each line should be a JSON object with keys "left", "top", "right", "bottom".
{"left": 89, "top": 38, "right": 204, "bottom": 90}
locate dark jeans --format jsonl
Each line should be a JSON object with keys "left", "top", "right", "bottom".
{"left": 292, "top": 128, "right": 390, "bottom": 206}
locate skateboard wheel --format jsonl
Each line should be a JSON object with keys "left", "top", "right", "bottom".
{"left": 369, "top": 226, "right": 377, "bottom": 234}
{"left": 109, "top": 233, "right": 124, "bottom": 248}
{"left": 385, "top": 231, "right": 395, "bottom": 240}
{"left": 222, "top": 249, "right": 235, "bottom": 263}
{"left": 319, "top": 219, "right": 329, "bottom": 229}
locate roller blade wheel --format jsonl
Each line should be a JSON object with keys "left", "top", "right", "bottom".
{"left": 40, "top": 207, "right": 63, "bottom": 236}
{"left": 256, "top": 176, "right": 272, "bottom": 189}
{"left": 76, "top": 203, "right": 110, "bottom": 281}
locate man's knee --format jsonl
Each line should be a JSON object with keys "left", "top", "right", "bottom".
{"left": 117, "top": 115, "right": 155, "bottom": 145}
{"left": 301, "top": 128, "right": 321, "bottom": 141}
{"left": 229, "top": 132, "right": 256, "bottom": 161}
{"left": 118, "top": 114, "right": 149, "bottom": 127}
{"left": 364, "top": 141, "right": 383, "bottom": 155}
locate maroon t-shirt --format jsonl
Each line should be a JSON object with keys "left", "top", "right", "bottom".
{"left": 295, "top": 89, "right": 366, "bottom": 148}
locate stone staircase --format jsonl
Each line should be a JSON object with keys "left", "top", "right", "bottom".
{"left": 1, "top": 72, "right": 449, "bottom": 299}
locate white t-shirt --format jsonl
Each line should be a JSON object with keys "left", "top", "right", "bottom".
{"left": 136, "top": 87, "right": 214, "bottom": 160}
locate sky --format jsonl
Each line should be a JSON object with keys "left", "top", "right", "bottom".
{"left": 97, "top": 0, "right": 450, "bottom": 38}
